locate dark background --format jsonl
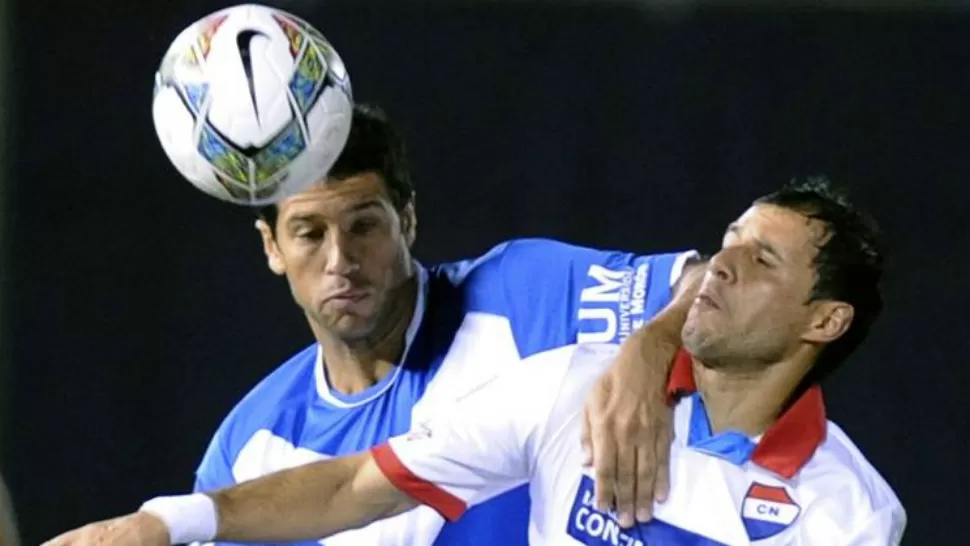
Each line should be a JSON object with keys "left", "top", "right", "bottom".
{"left": 3, "top": 1, "right": 968, "bottom": 544}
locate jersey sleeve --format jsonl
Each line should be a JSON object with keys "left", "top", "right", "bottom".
{"left": 840, "top": 507, "right": 907, "bottom": 546}
{"left": 797, "top": 493, "right": 907, "bottom": 545}
{"left": 188, "top": 428, "right": 239, "bottom": 546}
{"left": 370, "top": 345, "right": 580, "bottom": 522}
{"left": 192, "top": 426, "right": 236, "bottom": 492}
{"left": 461, "top": 238, "right": 698, "bottom": 358}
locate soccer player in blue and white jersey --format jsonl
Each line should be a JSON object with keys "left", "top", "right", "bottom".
{"left": 43, "top": 178, "right": 906, "bottom": 546}
{"left": 50, "top": 104, "right": 699, "bottom": 546}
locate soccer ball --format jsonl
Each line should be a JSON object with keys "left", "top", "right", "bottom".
{"left": 152, "top": 4, "right": 353, "bottom": 206}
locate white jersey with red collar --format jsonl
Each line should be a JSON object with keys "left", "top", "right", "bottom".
{"left": 193, "top": 239, "right": 696, "bottom": 546}
{"left": 373, "top": 344, "right": 906, "bottom": 545}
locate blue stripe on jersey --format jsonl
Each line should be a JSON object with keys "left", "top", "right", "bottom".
{"left": 438, "top": 238, "right": 687, "bottom": 356}
{"left": 567, "top": 476, "right": 728, "bottom": 546}
{"left": 194, "top": 238, "right": 692, "bottom": 546}
{"left": 433, "top": 486, "right": 530, "bottom": 545}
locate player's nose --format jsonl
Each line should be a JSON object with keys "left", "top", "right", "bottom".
{"left": 708, "top": 248, "right": 737, "bottom": 285}
{"left": 323, "top": 232, "right": 359, "bottom": 275}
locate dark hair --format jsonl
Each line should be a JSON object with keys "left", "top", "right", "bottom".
{"left": 258, "top": 103, "right": 414, "bottom": 231}
{"left": 755, "top": 175, "right": 886, "bottom": 383}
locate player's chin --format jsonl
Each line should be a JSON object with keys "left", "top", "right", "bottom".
{"left": 321, "top": 307, "right": 377, "bottom": 334}
{"left": 682, "top": 320, "right": 720, "bottom": 355}
{"left": 329, "top": 317, "right": 379, "bottom": 342}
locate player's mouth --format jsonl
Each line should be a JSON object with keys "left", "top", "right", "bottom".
{"left": 324, "top": 288, "right": 371, "bottom": 310}
{"left": 327, "top": 289, "right": 369, "bottom": 302}
{"left": 695, "top": 291, "right": 721, "bottom": 311}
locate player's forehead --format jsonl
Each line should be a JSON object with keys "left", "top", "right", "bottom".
{"left": 727, "top": 204, "right": 826, "bottom": 264}
{"left": 276, "top": 172, "right": 393, "bottom": 221}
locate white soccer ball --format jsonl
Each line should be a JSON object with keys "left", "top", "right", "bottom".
{"left": 152, "top": 4, "right": 353, "bottom": 205}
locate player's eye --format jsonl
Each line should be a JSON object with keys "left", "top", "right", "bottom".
{"left": 294, "top": 227, "right": 324, "bottom": 241}
{"left": 755, "top": 255, "right": 773, "bottom": 268}
{"left": 350, "top": 218, "right": 379, "bottom": 235}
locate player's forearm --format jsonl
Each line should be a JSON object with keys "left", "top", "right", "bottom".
{"left": 669, "top": 256, "right": 706, "bottom": 315}
{"left": 638, "top": 258, "right": 704, "bottom": 340}
{"left": 209, "top": 453, "right": 409, "bottom": 543}
{"left": 627, "top": 259, "right": 705, "bottom": 392}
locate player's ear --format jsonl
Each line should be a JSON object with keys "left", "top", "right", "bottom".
{"left": 400, "top": 196, "right": 417, "bottom": 247}
{"left": 255, "top": 218, "right": 286, "bottom": 276}
{"left": 802, "top": 301, "right": 853, "bottom": 344}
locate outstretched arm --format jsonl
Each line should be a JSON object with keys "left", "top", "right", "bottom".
{"left": 42, "top": 453, "right": 416, "bottom": 546}
{"left": 212, "top": 452, "right": 414, "bottom": 542}
{"left": 42, "top": 343, "right": 566, "bottom": 546}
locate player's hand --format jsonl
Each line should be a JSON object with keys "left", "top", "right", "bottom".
{"left": 582, "top": 257, "right": 704, "bottom": 527}
{"left": 581, "top": 329, "right": 677, "bottom": 529}
{"left": 41, "top": 511, "right": 170, "bottom": 546}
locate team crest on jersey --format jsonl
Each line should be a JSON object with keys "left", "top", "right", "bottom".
{"left": 740, "top": 483, "right": 801, "bottom": 541}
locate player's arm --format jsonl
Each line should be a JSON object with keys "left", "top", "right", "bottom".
{"left": 41, "top": 352, "right": 565, "bottom": 546}
{"left": 41, "top": 418, "right": 416, "bottom": 545}
{"left": 185, "top": 413, "right": 240, "bottom": 546}
{"left": 604, "top": 254, "right": 705, "bottom": 408}
{"left": 581, "top": 257, "right": 705, "bottom": 525}
{"left": 209, "top": 351, "right": 561, "bottom": 543}
{"left": 192, "top": 428, "right": 236, "bottom": 495}
{"left": 476, "top": 238, "right": 707, "bottom": 526}
{"left": 40, "top": 453, "right": 415, "bottom": 546}
{"left": 477, "top": 238, "right": 701, "bottom": 350}
{"left": 211, "top": 452, "right": 413, "bottom": 542}
{"left": 840, "top": 508, "right": 906, "bottom": 546}
{"left": 367, "top": 347, "right": 569, "bottom": 522}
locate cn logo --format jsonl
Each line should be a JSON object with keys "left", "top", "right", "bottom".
{"left": 740, "top": 483, "right": 801, "bottom": 541}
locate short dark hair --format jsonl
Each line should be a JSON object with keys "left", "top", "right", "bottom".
{"left": 755, "top": 176, "right": 886, "bottom": 383}
{"left": 258, "top": 103, "right": 414, "bottom": 231}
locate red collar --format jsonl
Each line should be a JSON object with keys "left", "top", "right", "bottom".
{"left": 666, "top": 349, "right": 827, "bottom": 479}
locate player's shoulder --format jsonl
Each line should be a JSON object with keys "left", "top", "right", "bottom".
{"left": 798, "top": 420, "right": 906, "bottom": 528}
{"left": 456, "top": 344, "right": 611, "bottom": 437}
{"left": 428, "top": 238, "right": 573, "bottom": 285}
{"left": 503, "top": 343, "right": 618, "bottom": 411}
{"left": 540, "top": 343, "right": 618, "bottom": 402}
{"left": 423, "top": 238, "right": 576, "bottom": 319}
{"left": 501, "top": 342, "right": 617, "bottom": 379}
{"left": 214, "top": 343, "right": 319, "bottom": 452}
{"left": 810, "top": 421, "right": 903, "bottom": 507}
{"left": 470, "top": 343, "right": 606, "bottom": 402}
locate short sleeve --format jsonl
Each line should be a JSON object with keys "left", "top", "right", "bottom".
{"left": 371, "top": 345, "right": 580, "bottom": 522}
{"left": 193, "top": 425, "right": 236, "bottom": 492}
{"left": 797, "top": 493, "right": 906, "bottom": 545}
{"left": 454, "top": 238, "right": 698, "bottom": 357}
{"left": 190, "top": 426, "right": 239, "bottom": 546}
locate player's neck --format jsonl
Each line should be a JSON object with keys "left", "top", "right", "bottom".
{"left": 318, "top": 276, "right": 418, "bottom": 396}
{"left": 692, "top": 354, "right": 810, "bottom": 437}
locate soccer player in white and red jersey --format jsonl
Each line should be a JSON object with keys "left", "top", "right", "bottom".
{"left": 44, "top": 178, "right": 906, "bottom": 546}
